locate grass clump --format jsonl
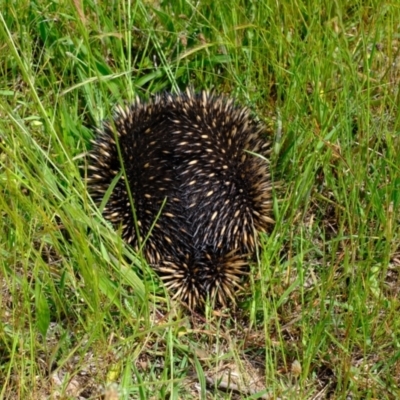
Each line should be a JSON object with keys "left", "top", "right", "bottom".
{"left": 1, "top": 0, "right": 400, "bottom": 399}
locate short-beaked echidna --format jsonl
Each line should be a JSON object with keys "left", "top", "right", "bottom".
{"left": 87, "top": 89, "right": 274, "bottom": 308}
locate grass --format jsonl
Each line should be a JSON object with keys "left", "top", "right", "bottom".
{"left": 1, "top": 0, "right": 400, "bottom": 398}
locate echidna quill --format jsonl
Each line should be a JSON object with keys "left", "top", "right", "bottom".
{"left": 87, "top": 89, "right": 274, "bottom": 308}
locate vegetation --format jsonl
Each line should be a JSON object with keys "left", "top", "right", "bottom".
{"left": 1, "top": 0, "right": 399, "bottom": 398}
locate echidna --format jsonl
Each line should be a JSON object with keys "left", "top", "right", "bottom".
{"left": 87, "top": 89, "right": 274, "bottom": 308}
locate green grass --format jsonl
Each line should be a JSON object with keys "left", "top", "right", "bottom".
{"left": 1, "top": 0, "right": 400, "bottom": 398}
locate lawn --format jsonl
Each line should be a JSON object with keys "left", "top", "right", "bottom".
{"left": 1, "top": 0, "right": 399, "bottom": 399}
